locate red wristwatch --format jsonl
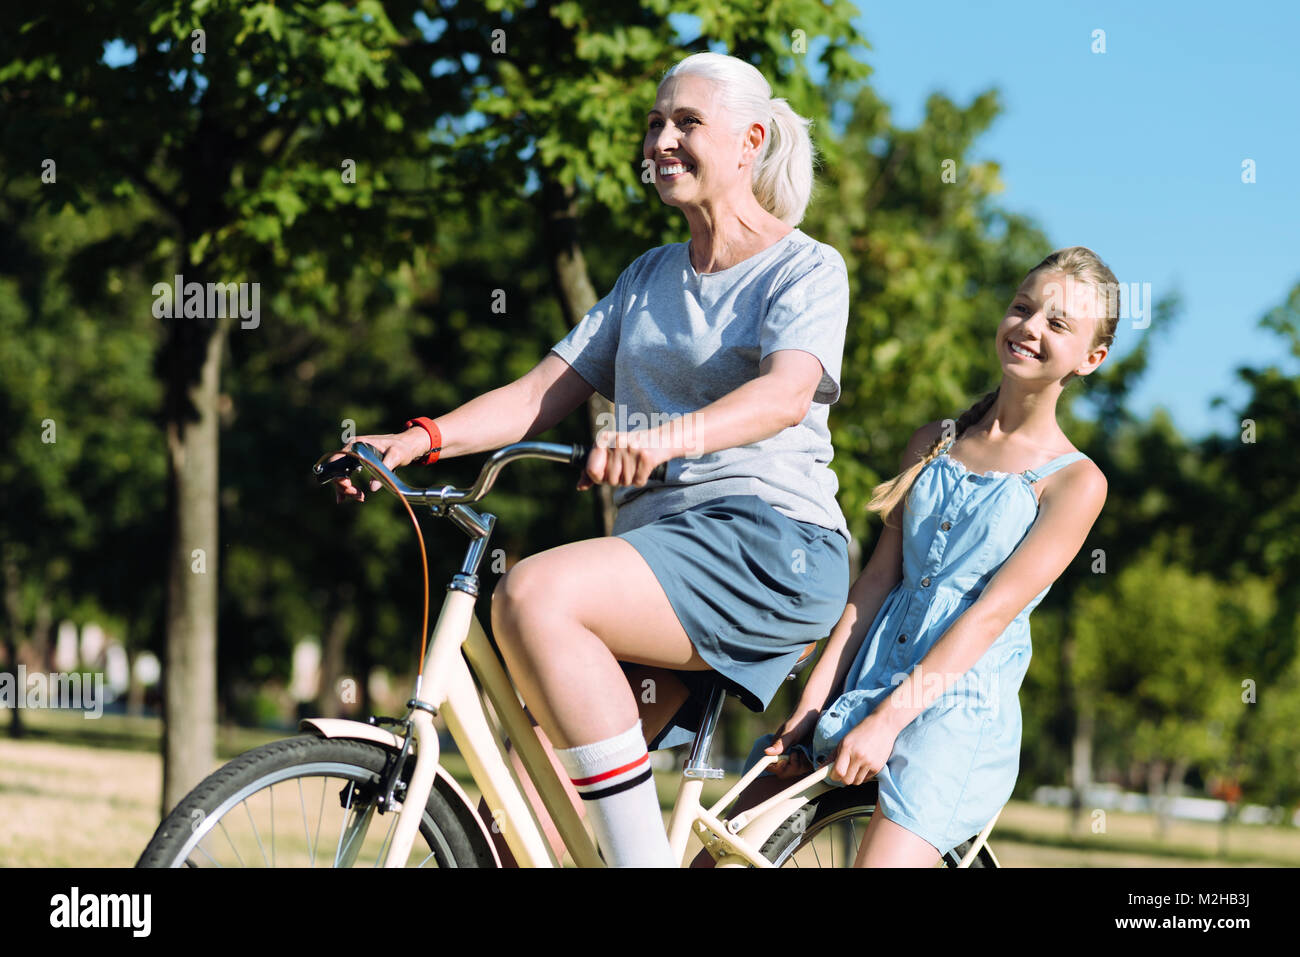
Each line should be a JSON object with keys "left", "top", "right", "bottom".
{"left": 405, "top": 417, "right": 442, "bottom": 466}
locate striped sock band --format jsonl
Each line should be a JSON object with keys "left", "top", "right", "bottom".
{"left": 554, "top": 721, "right": 674, "bottom": 867}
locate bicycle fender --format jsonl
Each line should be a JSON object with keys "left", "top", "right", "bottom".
{"left": 736, "top": 781, "right": 839, "bottom": 852}
{"left": 299, "top": 717, "right": 502, "bottom": 866}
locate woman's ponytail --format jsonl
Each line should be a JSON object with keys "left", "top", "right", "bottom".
{"left": 753, "top": 98, "right": 815, "bottom": 226}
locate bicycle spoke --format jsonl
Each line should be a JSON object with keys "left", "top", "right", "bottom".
{"left": 218, "top": 819, "right": 246, "bottom": 867}
{"left": 313, "top": 776, "right": 327, "bottom": 866}
{"left": 297, "top": 778, "right": 316, "bottom": 868}
{"left": 244, "top": 800, "right": 270, "bottom": 867}
{"left": 191, "top": 840, "right": 220, "bottom": 868}
{"left": 270, "top": 785, "right": 276, "bottom": 868}
{"left": 374, "top": 807, "right": 399, "bottom": 867}
{"left": 333, "top": 783, "right": 355, "bottom": 868}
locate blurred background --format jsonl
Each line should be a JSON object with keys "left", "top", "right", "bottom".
{"left": 1, "top": 0, "right": 1297, "bottom": 866}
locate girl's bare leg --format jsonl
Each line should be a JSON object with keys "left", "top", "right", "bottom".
{"left": 852, "top": 805, "right": 941, "bottom": 867}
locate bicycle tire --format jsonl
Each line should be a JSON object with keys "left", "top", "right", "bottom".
{"left": 759, "top": 781, "right": 998, "bottom": 868}
{"left": 136, "top": 735, "right": 495, "bottom": 868}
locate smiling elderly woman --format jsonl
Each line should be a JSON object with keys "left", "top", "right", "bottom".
{"left": 332, "top": 52, "right": 852, "bottom": 866}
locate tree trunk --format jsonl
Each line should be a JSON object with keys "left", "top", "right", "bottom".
{"left": 1161, "top": 757, "right": 1189, "bottom": 841}
{"left": 1069, "top": 706, "right": 1094, "bottom": 835}
{"left": 542, "top": 176, "right": 616, "bottom": 535}
{"left": 1147, "top": 758, "right": 1169, "bottom": 840}
{"left": 2, "top": 548, "right": 28, "bottom": 739}
{"left": 314, "top": 585, "right": 355, "bottom": 719}
{"left": 2, "top": 635, "right": 23, "bottom": 739}
{"left": 160, "top": 314, "right": 231, "bottom": 816}
{"left": 1165, "top": 757, "right": 1189, "bottom": 801}
{"left": 356, "top": 603, "right": 375, "bottom": 718}
{"left": 125, "top": 645, "right": 145, "bottom": 718}
{"left": 1060, "top": 627, "right": 1089, "bottom": 834}
{"left": 31, "top": 599, "right": 53, "bottom": 676}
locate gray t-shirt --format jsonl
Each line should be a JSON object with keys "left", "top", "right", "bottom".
{"left": 550, "top": 228, "right": 851, "bottom": 544}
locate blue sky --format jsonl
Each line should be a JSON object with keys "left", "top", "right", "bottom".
{"left": 849, "top": 1, "right": 1300, "bottom": 437}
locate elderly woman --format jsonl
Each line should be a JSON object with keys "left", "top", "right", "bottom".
{"left": 333, "top": 52, "right": 851, "bottom": 866}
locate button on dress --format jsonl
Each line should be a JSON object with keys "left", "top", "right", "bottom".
{"left": 808, "top": 441, "right": 1090, "bottom": 855}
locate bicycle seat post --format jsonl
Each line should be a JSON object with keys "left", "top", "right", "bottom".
{"left": 681, "top": 684, "right": 727, "bottom": 780}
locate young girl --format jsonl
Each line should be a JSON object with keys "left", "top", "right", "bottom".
{"left": 753, "top": 246, "right": 1117, "bottom": 867}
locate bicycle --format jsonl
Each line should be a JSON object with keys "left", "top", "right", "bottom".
{"left": 136, "top": 440, "right": 1002, "bottom": 868}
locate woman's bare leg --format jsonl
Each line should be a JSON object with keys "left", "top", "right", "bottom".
{"left": 479, "top": 668, "right": 690, "bottom": 866}
{"left": 485, "top": 536, "right": 711, "bottom": 865}
{"left": 490, "top": 536, "right": 710, "bottom": 746}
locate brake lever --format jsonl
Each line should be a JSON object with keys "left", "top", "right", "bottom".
{"left": 312, "top": 443, "right": 378, "bottom": 486}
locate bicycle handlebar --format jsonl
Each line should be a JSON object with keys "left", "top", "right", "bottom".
{"left": 312, "top": 441, "right": 668, "bottom": 511}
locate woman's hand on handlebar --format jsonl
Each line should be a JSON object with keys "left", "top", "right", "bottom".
{"left": 576, "top": 430, "right": 669, "bottom": 491}
{"left": 763, "top": 704, "right": 822, "bottom": 779}
{"left": 330, "top": 429, "right": 429, "bottom": 503}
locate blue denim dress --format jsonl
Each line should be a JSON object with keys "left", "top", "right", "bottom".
{"left": 749, "top": 441, "right": 1089, "bottom": 856}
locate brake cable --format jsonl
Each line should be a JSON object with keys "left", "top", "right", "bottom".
{"left": 324, "top": 448, "right": 432, "bottom": 676}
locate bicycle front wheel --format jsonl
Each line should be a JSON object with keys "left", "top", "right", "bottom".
{"left": 137, "top": 735, "right": 494, "bottom": 868}
{"left": 759, "top": 782, "right": 998, "bottom": 868}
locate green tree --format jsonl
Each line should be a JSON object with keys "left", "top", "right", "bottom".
{"left": 0, "top": 187, "right": 166, "bottom": 734}
{"left": 2, "top": 0, "right": 457, "bottom": 808}
{"left": 1071, "top": 541, "right": 1275, "bottom": 835}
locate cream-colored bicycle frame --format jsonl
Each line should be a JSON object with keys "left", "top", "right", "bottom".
{"left": 308, "top": 442, "right": 1001, "bottom": 868}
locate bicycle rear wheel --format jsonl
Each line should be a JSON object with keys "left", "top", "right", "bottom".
{"left": 137, "top": 735, "right": 495, "bottom": 867}
{"left": 759, "top": 782, "right": 998, "bottom": 868}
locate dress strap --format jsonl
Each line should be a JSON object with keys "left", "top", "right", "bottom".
{"left": 1022, "top": 451, "right": 1089, "bottom": 483}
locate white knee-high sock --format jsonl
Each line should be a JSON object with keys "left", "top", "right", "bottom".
{"left": 553, "top": 721, "right": 675, "bottom": 867}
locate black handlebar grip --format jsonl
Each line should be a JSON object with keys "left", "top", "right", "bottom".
{"left": 571, "top": 444, "right": 668, "bottom": 483}
{"left": 313, "top": 454, "right": 363, "bottom": 485}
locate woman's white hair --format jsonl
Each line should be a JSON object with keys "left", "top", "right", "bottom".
{"left": 662, "top": 52, "right": 815, "bottom": 226}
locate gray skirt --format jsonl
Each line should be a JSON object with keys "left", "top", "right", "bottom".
{"left": 615, "top": 494, "right": 849, "bottom": 750}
